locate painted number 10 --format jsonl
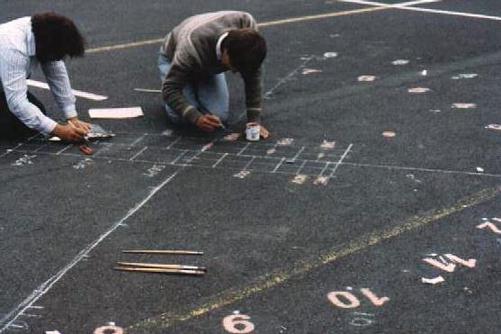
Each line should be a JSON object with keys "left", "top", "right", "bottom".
{"left": 327, "top": 288, "right": 389, "bottom": 308}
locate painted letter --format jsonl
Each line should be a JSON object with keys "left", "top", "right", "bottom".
{"left": 476, "top": 222, "right": 501, "bottom": 234}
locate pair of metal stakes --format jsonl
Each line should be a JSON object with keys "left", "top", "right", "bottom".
{"left": 114, "top": 249, "right": 207, "bottom": 276}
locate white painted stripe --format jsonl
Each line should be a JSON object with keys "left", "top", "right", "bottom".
{"left": 86, "top": 7, "right": 389, "bottom": 55}
{"left": 26, "top": 80, "right": 108, "bottom": 101}
{"left": 340, "top": 0, "right": 440, "bottom": 7}
{"left": 0, "top": 171, "right": 179, "bottom": 332}
{"left": 341, "top": 0, "right": 501, "bottom": 21}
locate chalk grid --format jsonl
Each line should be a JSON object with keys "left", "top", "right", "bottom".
{"left": 0, "top": 132, "right": 354, "bottom": 182}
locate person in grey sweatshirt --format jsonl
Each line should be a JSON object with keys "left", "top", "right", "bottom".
{"left": 158, "top": 11, "right": 269, "bottom": 136}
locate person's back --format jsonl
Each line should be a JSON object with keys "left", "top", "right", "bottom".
{"left": 158, "top": 11, "right": 269, "bottom": 137}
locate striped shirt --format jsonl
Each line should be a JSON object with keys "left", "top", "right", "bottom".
{"left": 0, "top": 17, "right": 78, "bottom": 135}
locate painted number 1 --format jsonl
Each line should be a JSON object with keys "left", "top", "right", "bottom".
{"left": 222, "top": 314, "right": 255, "bottom": 334}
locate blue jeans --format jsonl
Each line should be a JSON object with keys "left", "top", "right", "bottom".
{"left": 158, "top": 53, "right": 229, "bottom": 124}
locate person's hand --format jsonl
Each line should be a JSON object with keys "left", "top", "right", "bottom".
{"left": 195, "top": 114, "right": 223, "bottom": 132}
{"left": 51, "top": 123, "right": 87, "bottom": 142}
{"left": 259, "top": 125, "right": 270, "bottom": 139}
{"left": 68, "top": 117, "right": 92, "bottom": 132}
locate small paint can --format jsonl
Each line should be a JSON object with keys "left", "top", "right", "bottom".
{"left": 246, "top": 122, "right": 260, "bottom": 141}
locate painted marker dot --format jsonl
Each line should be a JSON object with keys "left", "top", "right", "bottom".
{"left": 392, "top": 59, "right": 409, "bottom": 65}
{"left": 324, "top": 52, "right": 338, "bottom": 58}
{"left": 408, "top": 87, "right": 430, "bottom": 94}
{"left": 452, "top": 103, "right": 476, "bottom": 109}
{"left": 358, "top": 75, "right": 376, "bottom": 82}
{"left": 476, "top": 167, "right": 484, "bottom": 173}
{"left": 382, "top": 131, "right": 396, "bottom": 138}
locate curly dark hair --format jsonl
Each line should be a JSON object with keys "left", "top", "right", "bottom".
{"left": 221, "top": 28, "right": 266, "bottom": 76}
{"left": 31, "top": 12, "right": 85, "bottom": 63}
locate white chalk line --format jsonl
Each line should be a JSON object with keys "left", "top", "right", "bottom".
{"left": 0, "top": 171, "right": 180, "bottom": 332}
{"left": 130, "top": 146, "right": 148, "bottom": 161}
{"left": 26, "top": 80, "right": 108, "bottom": 101}
{"left": 7, "top": 143, "right": 501, "bottom": 179}
{"left": 341, "top": 0, "right": 501, "bottom": 21}
{"left": 328, "top": 143, "right": 354, "bottom": 178}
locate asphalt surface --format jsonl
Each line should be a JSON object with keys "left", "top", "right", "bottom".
{"left": 1, "top": 1, "right": 501, "bottom": 333}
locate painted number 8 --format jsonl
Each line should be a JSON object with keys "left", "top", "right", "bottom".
{"left": 222, "top": 314, "right": 255, "bottom": 334}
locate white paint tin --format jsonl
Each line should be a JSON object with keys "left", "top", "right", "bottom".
{"left": 246, "top": 123, "right": 260, "bottom": 141}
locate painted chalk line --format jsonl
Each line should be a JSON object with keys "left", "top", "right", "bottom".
{"left": 128, "top": 186, "right": 500, "bottom": 332}
{"left": 340, "top": 0, "right": 501, "bottom": 21}
{"left": 11, "top": 143, "right": 501, "bottom": 180}
{"left": 0, "top": 171, "right": 180, "bottom": 332}
{"left": 86, "top": 6, "right": 389, "bottom": 54}
{"left": 27, "top": 79, "right": 107, "bottom": 101}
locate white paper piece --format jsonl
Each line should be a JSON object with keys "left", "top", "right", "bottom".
{"left": 485, "top": 124, "right": 501, "bottom": 131}
{"left": 476, "top": 167, "right": 484, "bottom": 172}
{"left": 420, "top": 70, "right": 428, "bottom": 76}
{"left": 49, "top": 136, "right": 62, "bottom": 142}
{"left": 421, "top": 276, "right": 445, "bottom": 285}
{"left": 27, "top": 79, "right": 107, "bottom": 101}
{"left": 89, "top": 107, "right": 143, "bottom": 119}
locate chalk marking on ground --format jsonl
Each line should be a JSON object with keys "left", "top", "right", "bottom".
{"left": 341, "top": 0, "right": 501, "bottom": 21}
{"left": 26, "top": 79, "right": 107, "bottom": 101}
{"left": 272, "top": 157, "right": 286, "bottom": 173}
{"left": 130, "top": 146, "right": 148, "bottom": 161}
{"left": 328, "top": 144, "right": 353, "bottom": 177}
{"left": 128, "top": 186, "right": 500, "bottom": 332}
{"left": 212, "top": 153, "right": 228, "bottom": 168}
{"left": 0, "top": 171, "right": 180, "bottom": 333}
{"left": 55, "top": 144, "right": 72, "bottom": 155}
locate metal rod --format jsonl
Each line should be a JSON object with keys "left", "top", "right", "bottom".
{"left": 116, "top": 262, "right": 207, "bottom": 271}
{"left": 114, "top": 266, "right": 205, "bottom": 275}
{"left": 121, "top": 250, "right": 204, "bottom": 255}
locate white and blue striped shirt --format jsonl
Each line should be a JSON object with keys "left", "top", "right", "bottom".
{"left": 0, "top": 17, "right": 78, "bottom": 135}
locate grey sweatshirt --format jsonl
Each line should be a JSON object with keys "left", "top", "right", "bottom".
{"left": 160, "top": 11, "right": 263, "bottom": 124}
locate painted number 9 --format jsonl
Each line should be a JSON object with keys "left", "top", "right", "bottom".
{"left": 222, "top": 314, "right": 255, "bottom": 334}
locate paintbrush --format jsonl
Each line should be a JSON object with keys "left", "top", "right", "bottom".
{"left": 122, "top": 250, "right": 204, "bottom": 255}
{"left": 116, "top": 261, "right": 207, "bottom": 271}
{"left": 114, "top": 266, "right": 205, "bottom": 276}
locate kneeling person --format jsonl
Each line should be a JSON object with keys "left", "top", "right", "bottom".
{"left": 159, "top": 11, "right": 269, "bottom": 136}
{"left": 0, "top": 12, "right": 90, "bottom": 141}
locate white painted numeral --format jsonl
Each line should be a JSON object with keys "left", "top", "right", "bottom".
{"left": 327, "top": 291, "right": 360, "bottom": 309}
{"left": 94, "top": 325, "right": 124, "bottom": 334}
{"left": 328, "top": 289, "right": 389, "bottom": 309}
{"left": 476, "top": 222, "right": 501, "bottom": 234}
{"left": 222, "top": 314, "right": 255, "bottom": 334}
{"left": 360, "top": 288, "right": 390, "bottom": 306}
